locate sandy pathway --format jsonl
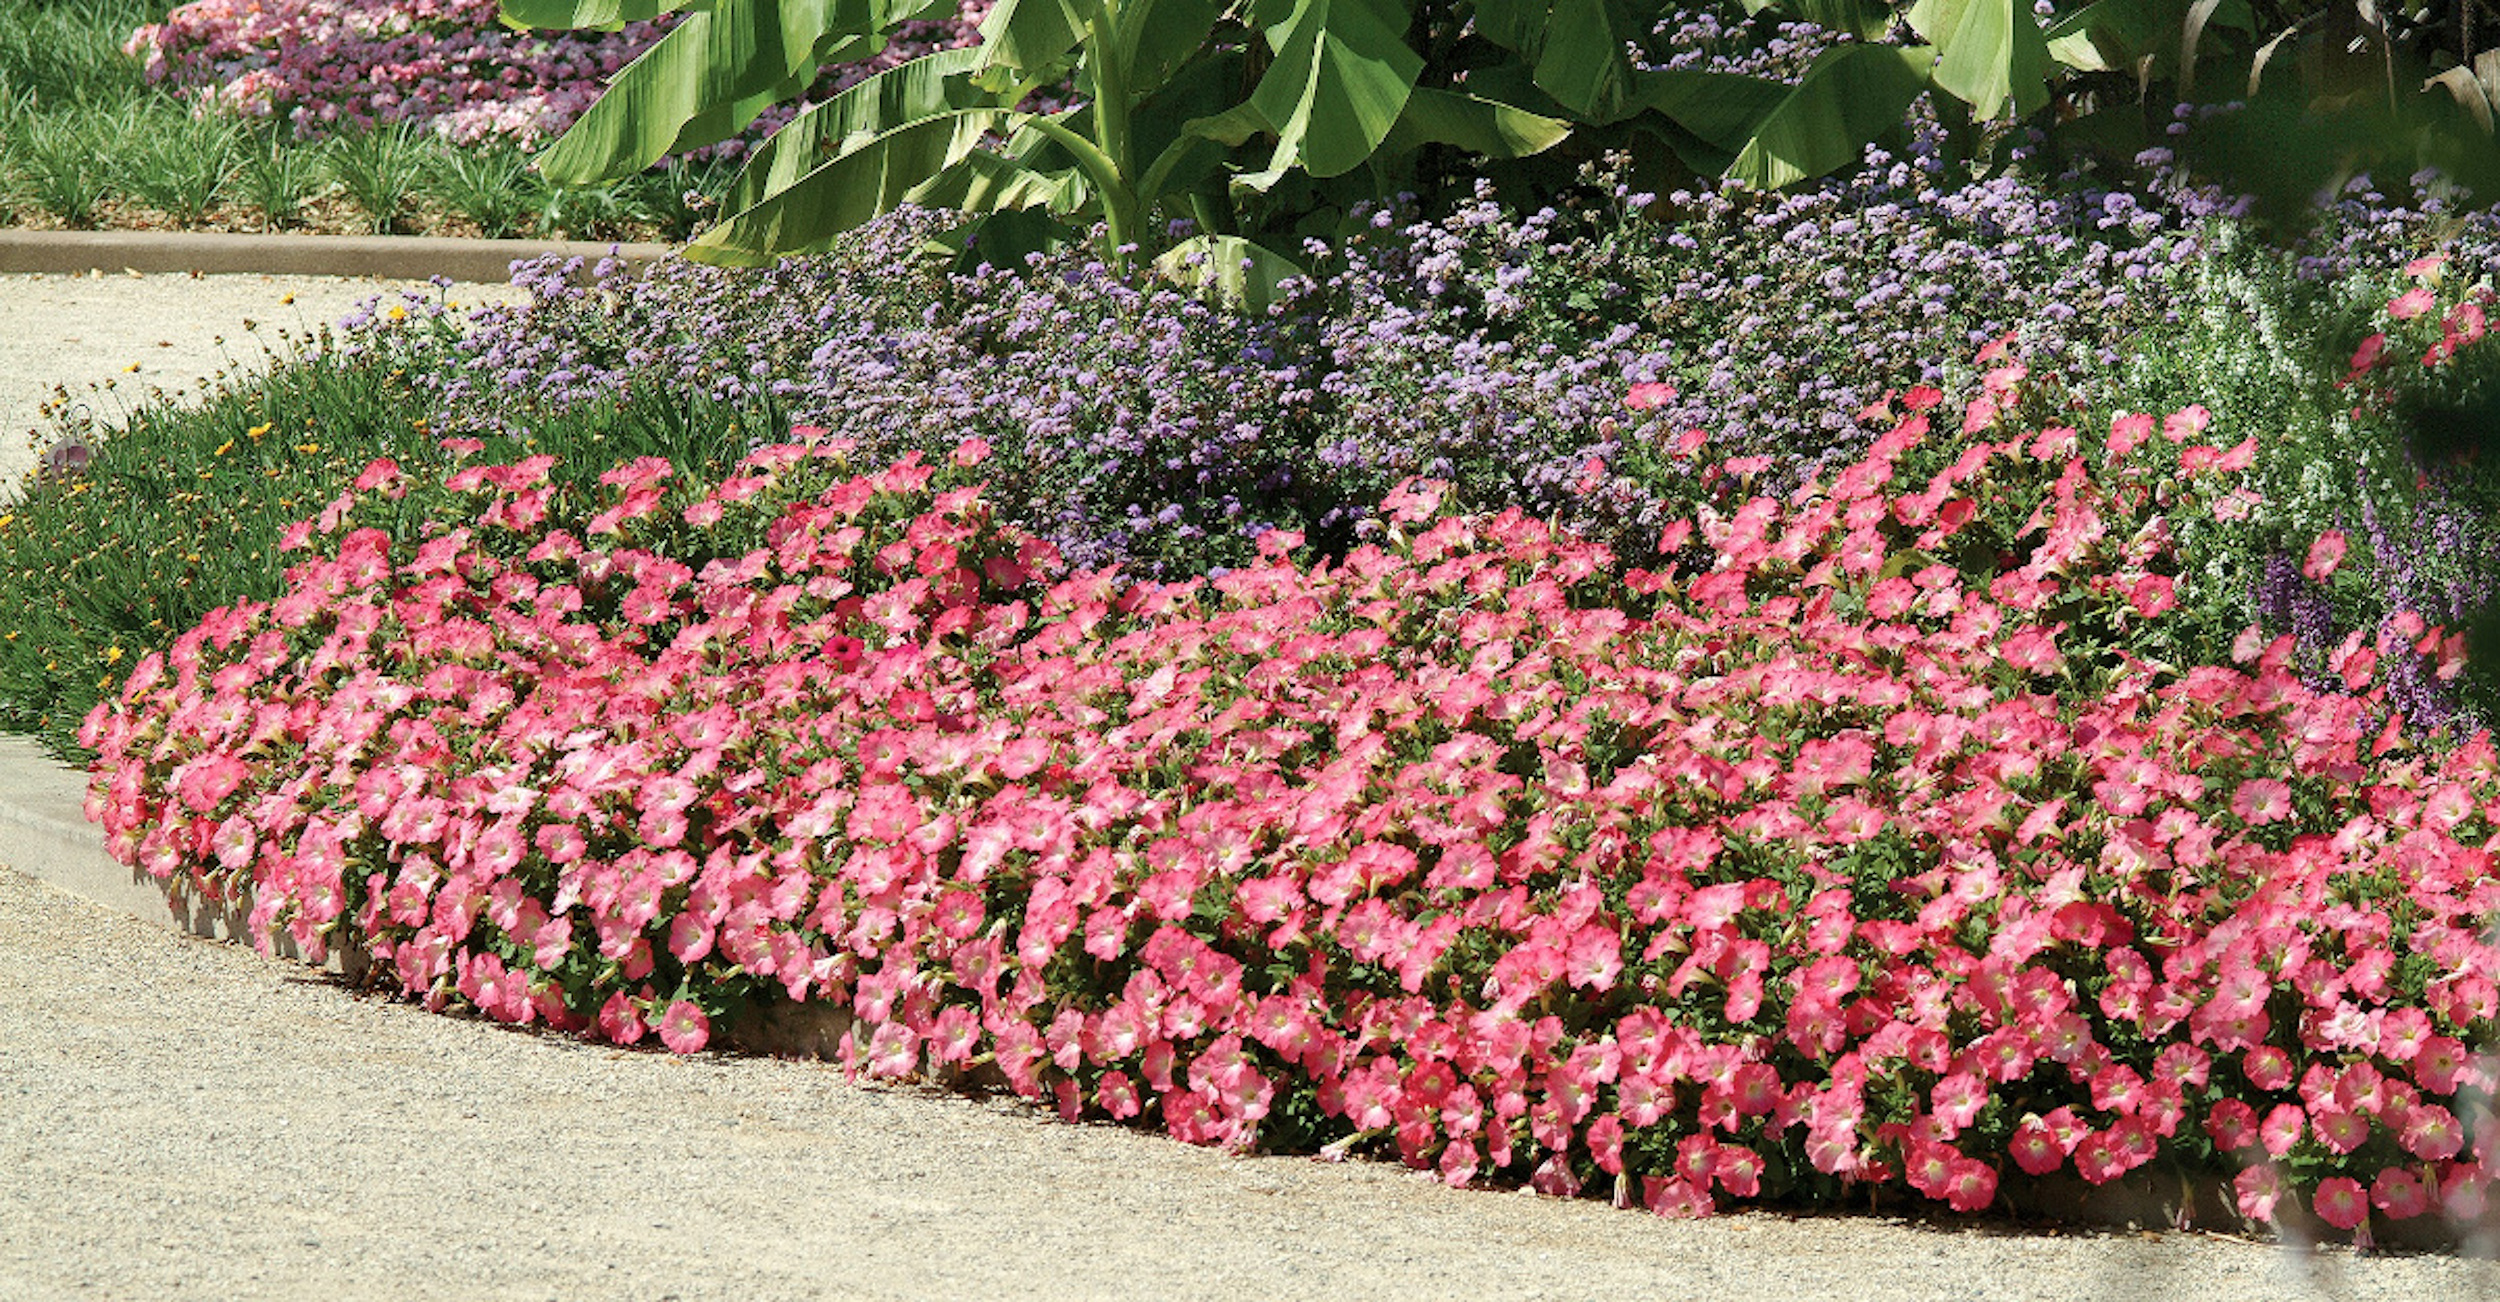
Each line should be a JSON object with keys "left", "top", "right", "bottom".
{"left": 1, "top": 270, "right": 526, "bottom": 492}
{"left": 5, "top": 859, "right": 2494, "bottom": 1301}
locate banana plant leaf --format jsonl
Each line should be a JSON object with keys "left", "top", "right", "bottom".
{"left": 688, "top": 107, "right": 1023, "bottom": 264}
{"left": 500, "top": 0, "right": 694, "bottom": 28}
{"left": 2043, "top": 0, "right": 2249, "bottom": 76}
{"left": 905, "top": 146, "right": 1093, "bottom": 215}
{"left": 1244, "top": 0, "right": 1424, "bottom": 183}
{"left": 1116, "top": 0, "right": 1236, "bottom": 98}
{"left": 1154, "top": 233, "right": 1305, "bottom": 312}
{"left": 536, "top": 0, "right": 944, "bottom": 184}
{"left": 723, "top": 47, "right": 991, "bottom": 211}
{"left": 1377, "top": 87, "right": 1573, "bottom": 158}
{"left": 1529, "top": 0, "right": 1650, "bottom": 123}
{"left": 976, "top": 0, "right": 1088, "bottom": 76}
{"left": 1650, "top": 43, "right": 1933, "bottom": 188}
{"left": 1908, "top": 0, "right": 2051, "bottom": 121}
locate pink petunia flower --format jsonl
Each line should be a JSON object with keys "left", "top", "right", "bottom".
{"left": 657, "top": 1000, "right": 710, "bottom": 1054}
{"left": 1626, "top": 381, "right": 1677, "bottom": 410}
{"left": 2313, "top": 1176, "right": 2370, "bottom": 1231}
{"left": 2303, "top": 530, "right": 2348, "bottom": 582}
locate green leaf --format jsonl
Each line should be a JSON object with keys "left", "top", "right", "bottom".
{"left": 1468, "top": 0, "right": 1551, "bottom": 54}
{"left": 667, "top": 31, "right": 882, "bottom": 163}
{"left": 500, "top": 0, "right": 693, "bottom": 28}
{"left": 904, "top": 145, "right": 1092, "bottom": 215}
{"left": 930, "top": 206, "right": 1081, "bottom": 271}
{"left": 535, "top": 0, "right": 922, "bottom": 184}
{"left": 1378, "top": 87, "right": 1572, "bottom": 158}
{"left": 1118, "top": 0, "right": 1235, "bottom": 96}
{"left": 2043, "top": 0, "right": 2251, "bottom": 76}
{"left": 724, "top": 47, "right": 990, "bottom": 211}
{"left": 1153, "top": 234, "right": 1306, "bottom": 311}
{"left": 1639, "top": 69, "right": 1799, "bottom": 152}
{"left": 977, "top": 0, "right": 1087, "bottom": 75}
{"left": 688, "top": 108, "right": 1022, "bottom": 264}
{"left": 1710, "top": 44, "right": 1934, "bottom": 188}
{"left": 1530, "top": 0, "right": 1649, "bottom": 123}
{"left": 1247, "top": 0, "right": 1423, "bottom": 180}
{"left": 1907, "top": 0, "right": 2049, "bottom": 120}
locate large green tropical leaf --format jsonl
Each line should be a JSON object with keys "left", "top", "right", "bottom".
{"left": 2042, "top": 0, "right": 2251, "bottom": 77}
{"left": 977, "top": 0, "right": 1088, "bottom": 75}
{"left": 536, "top": 0, "right": 938, "bottom": 183}
{"left": 1684, "top": 43, "right": 1933, "bottom": 188}
{"left": 500, "top": 0, "right": 694, "bottom": 28}
{"left": 663, "top": 31, "right": 882, "bottom": 165}
{"left": 1907, "top": 0, "right": 2051, "bottom": 120}
{"left": 723, "top": 47, "right": 990, "bottom": 211}
{"left": 1118, "top": 0, "right": 1236, "bottom": 97}
{"left": 1244, "top": 0, "right": 1424, "bottom": 182}
{"left": 1467, "top": 0, "right": 1552, "bottom": 55}
{"left": 1378, "top": 87, "right": 1572, "bottom": 158}
{"left": 1639, "top": 69, "right": 1798, "bottom": 151}
{"left": 1529, "top": 0, "right": 1648, "bottom": 123}
{"left": 1154, "top": 234, "right": 1306, "bottom": 311}
{"left": 688, "top": 107, "right": 1022, "bottom": 264}
{"left": 905, "top": 145, "right": 1092, "bottom": 215}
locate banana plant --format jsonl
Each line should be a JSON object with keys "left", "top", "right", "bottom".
{"left": 509, "top": 0, "right": 1575, "bottom": 299}
{"left": 516, "top": 0, "right": 2491, "bottom": 284}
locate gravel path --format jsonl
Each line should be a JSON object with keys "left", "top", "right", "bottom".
{"left": 5, "top": 867, "right": 2494, "bottom": 1301}
{"left": 4, "top": 268, "right": 2499, "bottom": 1301}
{"left": 2, "top": 271, "right": 527, "bottom": 492}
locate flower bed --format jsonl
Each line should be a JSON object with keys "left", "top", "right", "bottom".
{"left": 125, "top": 0, "right": 987, "bottom": 145}
{"left": 81, "top": 302, "right": 2500, "bottom": 1241}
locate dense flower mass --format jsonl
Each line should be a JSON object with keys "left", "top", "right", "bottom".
{"left": 83, "top": 344, "right": 2500, "bottom": 1239}
{"left": 125, "top": 0, "right": 987, "bottom": 144}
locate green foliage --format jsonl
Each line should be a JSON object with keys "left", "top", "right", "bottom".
{"left": 514, "top": 0, "right": 1582, "bottom": 281}
{"left": 0, "top": 312, "right": 779, "bottom": 760}
{"left": 422, "top": 145, "right": 543, "bottom": 238}
{"left": 118, "top": 100, "right": 241, "bottom": 223}
{"left": 238, "top": 130, "right": 319, "bottom": 230}
{"left": 7, "top": 112, "right": 116, "bottom": 226}
{"left": 322, "top": 122, "right": 431, "bottom": 234}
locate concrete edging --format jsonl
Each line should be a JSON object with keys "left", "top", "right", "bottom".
{"left": 0, "top": 229, "right": 671, "bottom": 283}
{"left": 0, "top": 734, "right": 265, "bottom": 946}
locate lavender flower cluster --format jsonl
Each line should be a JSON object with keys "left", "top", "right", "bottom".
{"left": 407, "top": 131, "right": 2208, "bottom": 578}
{"left": 415, "top": 208, "right": 1680, "bottom": 575}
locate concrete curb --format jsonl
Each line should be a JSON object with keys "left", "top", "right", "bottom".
{"left": 0, "top": 734, "right": 262, "bottom": 946}
{"left": 0, "top": 229, "right": 671, "bottom": 282}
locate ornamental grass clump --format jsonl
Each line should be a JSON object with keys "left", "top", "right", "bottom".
{"left": 83, "top": 336, "right": 2500, "bottom": 1240}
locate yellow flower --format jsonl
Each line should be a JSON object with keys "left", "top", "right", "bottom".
{"left": 102, "top": 645, "right": 123, "bottom": 664}
{"left": 246, "top": 422, "right": 271, "bottom": 439}
{"left": 296, "top": 443, "right": 321, "bottom": 454}
{"left": 388, "top": 305, "right": 408, "bottom": 322}
{"left": 213, "top": 440, "right": 234, "bottom": 456}
{"left": 0, "top": 513, "right": 12, "bottom": 531}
